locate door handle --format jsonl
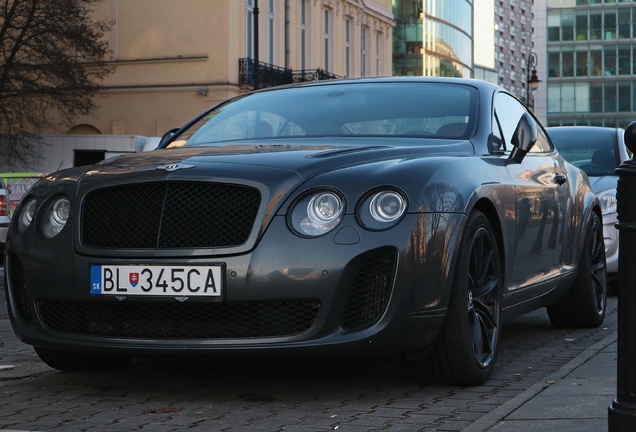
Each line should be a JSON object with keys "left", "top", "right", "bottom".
{"left": 554, "top": 174, "right": 567, "bottom": 185}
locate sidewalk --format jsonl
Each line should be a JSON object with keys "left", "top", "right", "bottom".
{"left": 463, "top": 331, "right": 617, "bottom": 432}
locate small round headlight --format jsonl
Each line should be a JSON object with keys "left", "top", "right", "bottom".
{"left": 290, "top": 190, "right": 345, "bottom": 237}
{"left": 358, "top": 189, "right": 408, "bottom": 231}
{"left": 40, "top": 196, "right": 71, "bottom": 239}
{"left": 17, "top": 198, "right": 37, "bottom": 233}
{"left": 370, "top": 191, "right": 406, "bottom": 222}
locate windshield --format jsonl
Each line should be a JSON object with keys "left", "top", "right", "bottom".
{"left": 168, "top": 82, "right": 479, "bottom": 147}
{"left": 549, "top": 129, "right": 620, "bottom": 176}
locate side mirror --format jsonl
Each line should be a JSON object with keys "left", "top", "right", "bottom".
{"left": 159, "top": 128, "right": 181, "bottom": 147}
{"left": 509, "top": 112, "right": 538, "bottom": 164}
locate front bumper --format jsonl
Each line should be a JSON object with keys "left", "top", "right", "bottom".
{"left": 4, "top": 213, "right": 459, "bottom": 359}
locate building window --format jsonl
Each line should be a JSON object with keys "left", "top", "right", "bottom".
{"left": 618, "top": 46, "right": 631, "bottom": 75}
{"left": 604, "top": 9, "right": 617, "bottom": 40}
{"left": 361, "top": 26, "right": 367, "bottom": 77}
{"left": 575, "top": 82, "right": 589, "bottom": 113}
{"left": 323, "top": 9, "right": 331, "bottom": 71}
{"left": 576, "top": 12, "right": 588, "bottom": 40}
{"left": 590, "top": 11, "right": 602, "bottom": 40}
{"left": 562, "top": 51, "right": 574, "bottom": 77}
{"left": 576, "top": 51, "right": 588, "bottom": 76}
{"left": 548, "top": 85, "right": 561, "bottom": 114}
{"left": 590, "top": 48, "right": 602, "bottom": 76}
{"left": 547, "top": 12, "right": 560, "bottom": 41}
{"left": 245, "top": 0, "right": 254, "bottom": 58}
{"left": 590, "top": 82, "right": 603, "bottom": 113}
{"left": 605, "top": 81, "right": 617, "bottom": 112}
{"left": 604, "top": 45, "right": 617, "bottom": 76}
{"left": 618, "top": 9, "right": 630, "bottom": 39}
{"left": 619, "top": 82, "right": 631, "bottom": 112}
{"left": 562, "top": 83, "right": 575, "bottom": 113}
{"left": 561, "top": 11, "right": 574, "bottom": 41}
{"left": 548, "top": 52, "right": 559, "bottom": 77}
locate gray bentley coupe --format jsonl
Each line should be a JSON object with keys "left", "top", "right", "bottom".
{"left": 3, "top": 77, "right": 606, "bottom": 385}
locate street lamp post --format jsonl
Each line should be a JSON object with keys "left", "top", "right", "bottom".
{"left": 526, "top": 52, "right": 541, "bottom": 108}
{"left": 608, "top": 122, "right": 636, "bottom": 431}
{"left": 253, "top": 0, "right": 259, "bottom": 90}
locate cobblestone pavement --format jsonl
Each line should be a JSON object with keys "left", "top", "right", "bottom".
{"left": 0, "top": 266, "right": 618, "bottom": 432}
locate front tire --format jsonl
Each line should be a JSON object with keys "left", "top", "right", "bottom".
{"left": 547, "top": 211, "right": 606, "bottom": 328}
{"left": 404, "top": 210, "right": 502, "bottom": 385}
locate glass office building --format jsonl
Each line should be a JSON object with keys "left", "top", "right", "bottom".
{"left": 495, "top": 0, "right": 537, "bottom": 107}
{"left": 543, "top": 0, "right": 636, "bottom": 127}
{"left": 392, "top": 0, "right": 473, "bottom": 77}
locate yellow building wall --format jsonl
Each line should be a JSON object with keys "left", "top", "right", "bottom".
{"left": 62, "top": 0, "right": 393, "bottom": 139}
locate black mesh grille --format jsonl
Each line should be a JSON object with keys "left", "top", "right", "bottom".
{"left": 82, "top": 182, "right": 261, "bottom": 248}
{"left": 37, "top": 300, "right": 320, "bottom": 339}
{"left": 7, "top": 253, "right": 33, "bottom": 323}
{"left": 341, "top": 249, "right": 397, "bottom": 330}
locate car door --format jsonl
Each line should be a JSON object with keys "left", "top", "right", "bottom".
{"left": 493, "top": 93, "right": 570, "bottom": 293}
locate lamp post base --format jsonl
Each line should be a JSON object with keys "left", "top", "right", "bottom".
{"left": 609, "top": 397, "right": 636, "bottom": 430}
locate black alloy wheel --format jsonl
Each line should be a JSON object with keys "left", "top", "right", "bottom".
{"left": 466, "top": 223, "right": 501, "bottom": 369}
{"left": 547, "top": 211, "right": 607, "bottom": 328}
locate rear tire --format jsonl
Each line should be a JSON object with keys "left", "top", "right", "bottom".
{"left": 547, "top": 212, "right": 607, "bottom": 328}
{"left": 404, "top": 210, "right": 502, "bottom": 385}
{"left": 34, "top": 347, "right": 131, "bottom": 372}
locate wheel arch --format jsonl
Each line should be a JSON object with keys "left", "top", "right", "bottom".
{"left": 573, "top": 189, "right": 603, "bottom": 272}
{"left": 472, "top": 198, "right": 506, "bottom": 280}
{"left": 435, "top": 197, "right": 505, "bottom": 316}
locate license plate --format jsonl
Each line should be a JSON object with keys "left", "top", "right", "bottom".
{"left": 90, "top": 264, "right": 223, "bottom": 297}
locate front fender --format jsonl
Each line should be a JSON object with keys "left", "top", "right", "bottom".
{"left": 564, "top": 165, "right": 601, "bottom": 271}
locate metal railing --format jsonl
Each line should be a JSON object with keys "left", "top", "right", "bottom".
{"left": 239, "top": 58, "right": 342, "bottom": 89}
{"left": 292, "top": 68, "right": 341, "bottom": 83}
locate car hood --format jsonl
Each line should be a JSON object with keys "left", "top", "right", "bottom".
{"left": 76, "top": 138, "right": 474, "bottom": 184}
{"left": 587, "top": 175, "right": 618, "bottom": 194}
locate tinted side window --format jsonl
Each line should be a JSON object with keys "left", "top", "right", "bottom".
{"left": 532, "top": 127, "right": 552, "bottom": 153}
{"left": 491, "top": 111, "right": 505, "bottom": 151}
{"left": 493, "top": 93, "right": 526, "bottom": 149}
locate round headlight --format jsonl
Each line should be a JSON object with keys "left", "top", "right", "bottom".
{"left": 40, "top": 196, "right": 71, "bottom": 239}
{"left": 370, "top": 191, "right": 406, "bottom": 222}
{"left": 17, "top": 198, "right": 37, "bottom": 233}
{"left": 308, "top": 192, "right": 342, "bottom": 223}
{"left": 358, "top": 189, "right": 408, "bottom": 231}
{"left": 290, "top": 190, "right": 345, "bottom": 237}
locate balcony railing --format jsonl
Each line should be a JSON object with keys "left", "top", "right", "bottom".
{"left": 239, "top": 58, "right": 342, "bottom": 89}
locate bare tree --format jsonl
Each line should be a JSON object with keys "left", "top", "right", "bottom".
{"left": 0, "top": 0, "right": 113, "bottom": 169}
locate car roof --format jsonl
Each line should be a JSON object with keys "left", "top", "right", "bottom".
{"left": 254, "top": 76, "right": 502, "bottom": 94}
